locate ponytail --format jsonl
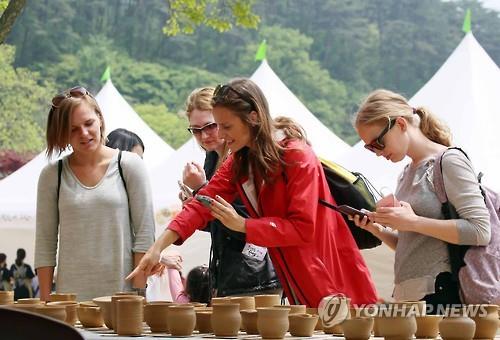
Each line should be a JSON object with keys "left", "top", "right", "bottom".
{"left": 414, "top": 107, "right": 452, "bottom": 146}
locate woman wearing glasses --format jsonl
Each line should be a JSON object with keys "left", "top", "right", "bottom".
{"left": 353, "top": 89, "right": 489, "bottom": 310}
{"left": 128, "top": 79, "right": 378, "bottom": 307}
{"left": 179, "top": 87, "right": 280, "bottom": 298}
{"left": 35, "top": 87, "right": 155, "bottom": 301}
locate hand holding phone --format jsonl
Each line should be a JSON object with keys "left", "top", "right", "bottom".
{"left": 196, "top": 194, "right": 214, "bottom": 207}
{"left": 337, "top": 205, "right": 370, "bottom": 220}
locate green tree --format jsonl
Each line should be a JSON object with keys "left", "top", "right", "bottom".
{"left": 0, "top": 44, "right": 54, "bottom": 153}
{"left": 233, "top": 25, "right": 354, "bottom": 142}
{"left": 0, "top": 0, "right": 26, "bottom": 44}
{"left": 134, "top": 103, "right": 190, "bottom": 148}
{"left": 164, "top": 0, "right": 259, "bottom": 35}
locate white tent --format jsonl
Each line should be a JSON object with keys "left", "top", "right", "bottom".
{"left": 0, "top": 80, "right": 175, "bottom": 264}
{"left": 251, "top": 60, "right": 351, "bottom": 162}
{"left": 96, "top": 80, "right": 175, "bottom": 168}
{"left": 337, "top": 32, "right": 500, "bottom": 193}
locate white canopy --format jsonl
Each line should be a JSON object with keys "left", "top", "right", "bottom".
{"left": 251, "top": 60, "right": 351, "bottom": 161}
{"left": 96, "top": 80, "right": 175, "bottom": 168}
{"left": 337, "top": 33, "right": 500, "bottom": 193}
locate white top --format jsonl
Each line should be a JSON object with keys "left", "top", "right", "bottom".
{"left": 35, "top": 151, "right": 155, "bottom": 301}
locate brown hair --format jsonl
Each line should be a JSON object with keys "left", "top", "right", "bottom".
{"left": 212, "top": 78, "right": 306, "bottom": 183}
{"left": 355, "top": 89, "right": 452, "bottom": 146}
{"left": 46, "top": 91, "right": 105, "bottom": 158}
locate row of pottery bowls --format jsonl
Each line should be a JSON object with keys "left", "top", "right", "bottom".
{"left": 324, "top": 300, "right": 499, "bottom": 340}
{"left": 140, "top": 302, "right": 319, "bottom": 338}
{"left": 89, "top": 294, "right": 319, "bottom": 338}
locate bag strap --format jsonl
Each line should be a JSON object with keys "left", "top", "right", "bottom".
{"left": 433, "top": 147, "right": 470, "bottom": 204}
{"left": 57, "top": 159, "right": 63, "bottom": 204}
{"left": 117, "top": 150, "right": 128, "bottom": 193}
{"left": 433, "top": 147, "right": 472, "bottom": 284}
{"left": 57, "top": 151, "right": 129, "bottom": 212}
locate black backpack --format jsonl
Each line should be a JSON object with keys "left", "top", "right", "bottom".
{"left": 319, "top": 158, "right": 382, "bottom": 250}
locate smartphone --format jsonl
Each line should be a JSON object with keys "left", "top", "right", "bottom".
{"left": 178, "top": 180, "right": 193, "bottom": 199}
{"left": 196, "top": 194, "right": 213, "bottom": 207}
{"left": 377, "top": 193, "right": 400, "bottom": 208}
{"left": 337, "top": 205, "right": 369, "bottom": 220}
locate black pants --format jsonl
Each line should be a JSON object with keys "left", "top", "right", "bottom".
{"left": 422, "top": 272, "right": 462, "bottom": 315}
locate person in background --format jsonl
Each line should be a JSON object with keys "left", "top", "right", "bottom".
{"left": 0, "top": 253, "right": 13, "bottom": 291}
{"left": 180, "top": 87, "right": 280, "bottom": 298}
{"left": 163, "top": 251, "right": 210, "bottom": 303}
{"left": 106, "top": 128, "right": 145, "bottom": 158}
{"left": 353, "top": 89, "right": 490, "bottom": 311}
{"left": 11, "top": 248, "right": 35, "bottom": 300}
{"left": 128, "top": 79, "right": 378, "bottom": 307}
{"left": 35, "top": 86, "right": 155, "bottom": 301}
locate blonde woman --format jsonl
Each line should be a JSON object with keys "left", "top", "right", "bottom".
{"left": 179, "top": 87, "right": 280, "bottom": 297}
{"left": 35, "top": 86, "right": 155, "bottom": 301}
{"left": 353, "top": 89, "right": 490, "bottom": 311}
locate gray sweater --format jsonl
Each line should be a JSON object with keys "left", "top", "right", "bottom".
{"left": 393, "top": 149, "right": 490, "bottom": 301}
{"left": 35, "top": 151, "right": 155, "bottom": 301}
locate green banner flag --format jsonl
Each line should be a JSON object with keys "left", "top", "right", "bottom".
{"left": 100, "top": 66, "right": 111, "bottom": 82}
{"left": 255, "top": 40, "right": 267, "bottom": 61}
{"left": 462, "top": 9, "right": 471, "bottom": 33}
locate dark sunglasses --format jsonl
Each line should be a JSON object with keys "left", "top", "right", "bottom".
{"left": 187, "top": 122, "right": 218, "bottom": 135}
{"left": 51, "top": 86, "right": 91, "bottom": 108}
{"left": 364, "top": 117, "right": 397, "bottom": 152}
{"left": 213, "top": 84, "right": 255, "bottom": 110}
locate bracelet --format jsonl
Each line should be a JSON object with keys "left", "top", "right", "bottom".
{"left": 192, "top": 181, "right": 208, "bottom": 195}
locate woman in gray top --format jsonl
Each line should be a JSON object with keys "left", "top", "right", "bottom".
{"left": 352, "top": 89, "right": 490, "bottom": 312}
{"left": 35, "top": 87, "right": 155, "bottom": 301}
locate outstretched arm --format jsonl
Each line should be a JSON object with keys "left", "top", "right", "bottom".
{"left": 126, "top": 229, "right": 180, "bottom": 281}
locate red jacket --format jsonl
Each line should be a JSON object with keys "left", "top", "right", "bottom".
{"left": 169, "top": 140, "right": 378, "bottom": 307}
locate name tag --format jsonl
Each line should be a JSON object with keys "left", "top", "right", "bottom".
{"left": 242, "top": 243, "right": 267, "bottom": 261}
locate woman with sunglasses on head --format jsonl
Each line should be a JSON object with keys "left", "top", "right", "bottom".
{"left": 128, "top": 79, "right": 378, "bottom": 307}
{"left": 35, "top": 87, "right": 155, "bottom": 301}
{"left": 353, "top": 89, "right": 490, "bottom": 310}
{"left": 178, "top": 87, "right": 280, "bottom": 298}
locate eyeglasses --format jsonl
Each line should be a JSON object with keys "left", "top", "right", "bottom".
{"left": 213, "top": 84, "right": 255, "bottom": 110}
{"left": 364, "top": 117, "right": 397, "bottom": 152}
{"left": 51, "top": 86, "right": 91, "bottom": 108}
{"left": 187, "top": 122, "right": 218, "bottom": 136}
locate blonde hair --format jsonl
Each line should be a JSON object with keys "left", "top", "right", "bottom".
{"left": 185, "top": 87, "right": 215, "bottom": 117}
{"left": 355, "top": 89, "right": 452, "bottom": 146}
{"left": 46, "top": 94, "right": 105, "bottom": 158}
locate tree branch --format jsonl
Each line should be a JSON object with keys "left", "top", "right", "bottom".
{"left": 0, "top": 0, "right": 27, "bottom": 45}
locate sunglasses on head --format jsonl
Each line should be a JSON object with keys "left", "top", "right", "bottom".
{"left": 364, "top": 117, "right": 397, "bottom": 152}
{"left": 213, "top": 84, "right": 255, "bottom": 110}
{"left": 51, "top": 86, "right": 91, "bottom": 108}
{"left": 187, "top": 122, "right": 218, "bottom": 136}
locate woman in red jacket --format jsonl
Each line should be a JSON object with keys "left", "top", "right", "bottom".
{"left": 128, "top": 78, "right": 377, "bottom": 307}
